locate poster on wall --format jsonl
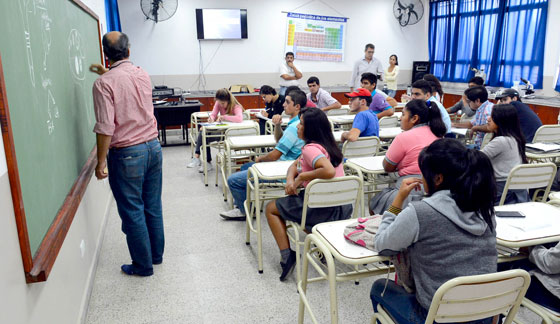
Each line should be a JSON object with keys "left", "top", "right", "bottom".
{"left": 284, "top": 12, "right": 347, "bottom": 62}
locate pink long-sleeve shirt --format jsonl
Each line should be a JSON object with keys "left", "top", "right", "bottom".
{"left": 92, "top": 60, "right": 158, "bottom": 148}
{"left": 209, "top": 101, "right": 244, "bottom": 123}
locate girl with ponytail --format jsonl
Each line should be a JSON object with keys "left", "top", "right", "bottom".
{"left": 371, "top": 138, "right": 497, "bottom": 324}
{"left": 369, "top": 99, "right": 445, "bottom": 214}
{"left": 482, "top": 104, "right": 529, "bottom": 204}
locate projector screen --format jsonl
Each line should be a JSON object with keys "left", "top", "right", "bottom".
{"left": 196, "top": 9, "right": 248, "bottom": 40}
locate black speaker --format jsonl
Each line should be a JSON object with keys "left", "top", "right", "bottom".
{"left": 412, "top": 61, "right": 431, "bottom": 84}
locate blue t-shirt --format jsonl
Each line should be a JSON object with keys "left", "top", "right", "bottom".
{"left": 510, "top": 101, "right": 542, "bottom": 143}
{"left": 276, "top": 116, "right": 305, "bottom": 160}
{"left": 352, "top": 109, "right": 380, "bottom": 137}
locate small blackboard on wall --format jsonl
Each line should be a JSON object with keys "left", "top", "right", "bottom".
{"left": 0, "top": 0, "right": 103, "bottom": 283}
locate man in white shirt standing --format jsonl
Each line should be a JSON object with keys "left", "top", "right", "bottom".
{"left": 348, "top": 44, "right": 383, "bottom": 92}
{"left": 279, "top": 52, "right": 302, "bottom": 96}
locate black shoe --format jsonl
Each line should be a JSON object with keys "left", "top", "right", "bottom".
{"left": 121, "top": 264, "right": 153, "bottom": 276}
{"left": 279, "top": 250, "right": 296, "bottom": 281}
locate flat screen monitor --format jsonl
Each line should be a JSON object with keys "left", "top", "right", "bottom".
{"left": 195, "top": 9, "right": 248, "bottom": 40}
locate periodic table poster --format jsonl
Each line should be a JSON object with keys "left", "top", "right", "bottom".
{"left": 284, "top": 12, "right": 347, "bottom": 62}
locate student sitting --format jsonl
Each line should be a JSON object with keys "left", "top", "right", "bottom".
{"left": 220, "top": 90, "right": 306, "bottom": 220}
{"left": 446, "top": 76, "right": 484, "bottom": 118}
{"left": 496, "top": 88, "right": 542, "bottom": 143}
{"left": 482, "top": 104, "right": 529, "bottom": 205}
{"left": 306, "top": 76, "right": 341, "bottom": 112}
{"left": 188, "top": 88, "right": 244, "bottom": 172}
{"left": 371, "top": 138, "right": 497, "bottom": 324}
{"left": 258, "top": 85, "right": 285, "bottom": 135}
{"left": 452, "top": 86, "right": 494, "bottom": 149}
{"left": 369, "top": 99, "right": 446, "bottom": 215}
{"left": 500, "top": 242, "right": 560, "bottom": 313}
{"left": 410, "top": 79, "right": 451, "bottom": 134}
{"left": 265, "top": 108, "right": 353, "bottom": 281}
{"left": 340, "top": 88, "right": 379, "bottom": 142}
{"left": 286, "top": 85, "right": 317, "bottom": 109}
{"left": 360, "top": 73, "right": 394, "bottom": 119}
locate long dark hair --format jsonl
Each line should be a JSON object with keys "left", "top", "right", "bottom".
{"left": 299, "top": 108, "right": 343, "bottom": 167}
{"left": 405, "top": 99, "right": 446, "bottom": 138}
{"left": 419, "top": 139, "right": 496, "bottom": 231}
{"left": 390, "top": 54, "right": 399, "bottom": 66}
{"left": 423, "top": 74, "right": 443, "bottom": 98}
{"left": 490, "top": 104, "right": 527, "bottom": 163}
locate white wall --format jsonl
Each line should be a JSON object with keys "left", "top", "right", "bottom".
{"left": 118, "top": 0, "right": 430, "bottom": 91}
{"left": 0, "top": 1, "right": 112, "bottom": 323}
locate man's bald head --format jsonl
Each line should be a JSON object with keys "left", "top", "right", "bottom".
{"left": 102, "top": 31, "right": 130, "bottom": 63}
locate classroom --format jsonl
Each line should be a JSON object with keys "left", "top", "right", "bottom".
{"left": 1, "top": 0, "right": 560, "bottom": 323}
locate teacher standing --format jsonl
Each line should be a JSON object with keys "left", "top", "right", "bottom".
{"left": 90, "top": 31, "right": 164, "bottom": 277}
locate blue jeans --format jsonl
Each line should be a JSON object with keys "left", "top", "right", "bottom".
{"left": 227, "top": 162, "right": 255, "bottom": 214}
{"left": 108, "top": 139, "right": 164, "bottom": 275}
{"left": 279, "top": 86, "right": 287, "bottom": 96}
{"left": 495, "top": 180, "right": 529, "bottom": 205}
{"left": 371, "top": 279, "right": 493, "bottom": 324}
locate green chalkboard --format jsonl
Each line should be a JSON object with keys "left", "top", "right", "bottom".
{"left": 0, "top": 0, "right": 102, "bottom": 281}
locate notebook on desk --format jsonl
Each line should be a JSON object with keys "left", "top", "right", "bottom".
{"left": 526, "top": 142, "right": 560, "bottom": 152}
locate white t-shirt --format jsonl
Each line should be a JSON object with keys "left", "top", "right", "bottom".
{"left": 279, "top": 62, "right": 301, "bottom": 87}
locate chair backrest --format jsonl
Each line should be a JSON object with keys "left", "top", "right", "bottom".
{"left": 532, "top": 125, "right": 560, "bottom": 143}
{"left": 379, "top": 116, "right": 399, "bottom": 128}
{"left": 480, "top": 132, "right": 493, "bottom": 150}
{"left": 301, "top": 176, "right": 363, "bottom": 227}
{"left": 265, "top": 119, "right": 274, "bottom": 135}
{"left": 225, "top": 124, "right": 259, "bottom": 137}
{"left": 327, "top": 107, "right": 350, "bottom": 116}
{"left": 342, "top": 136, "right": 381, "bottom": 158}
{"left": 500, "top": 162, "right": 557, "bottom": 206}
{"left": 425, "top": 270, "right": 531, "bottom": 324}
{"left": 242, "top": 110, "right": 251, "bottom": 120}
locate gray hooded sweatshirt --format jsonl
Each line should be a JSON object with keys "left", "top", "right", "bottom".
{"left": 375, "top": 190, "right": 497, "bottom": 309}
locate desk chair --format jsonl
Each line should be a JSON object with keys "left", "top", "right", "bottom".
{"left": 521, "top": 296, "right": 560, "bottom": 324}
{"left": 189, "top": 112, "right": 209, "bottom": 157}
{"left": 480, "top": 132, "right": 493, "bottom": 150}
{"left": 215, "top": 124, "right": 260, "bottom": 196}
{"left": 298, "top": 219, "right": 393, "bottom": 324}
{"left": 499, "top": 162, "right": 557, "bottom": 206}
{"left": 371, "top": 270, "right": 531, "bottom": 324}
{"left": 533, "top": 125, "right": 560, "bottom": 144}
{"left": 327, "top": 107, "right": 350, "bottom": 116}
{"left": 379, "top": 116, "right": 399, "bottom": 128}
{"left": 286, "top": 176, "right": 363, "bottom": 284}
{"left": 342, "top": 136, "right": 381, "bottom": 159}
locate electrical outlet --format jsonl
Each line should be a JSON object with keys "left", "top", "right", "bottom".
{"left": 80, "top": 240, "right": 86, "bottom": 258}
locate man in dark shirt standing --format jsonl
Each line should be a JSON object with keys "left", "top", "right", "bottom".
{"left": 90, "top": 31, "right": 164, "bottom": 277}
{"left": 496, "top": 88, "right": 542, "bottom": 143}
{"left": 258, "top": 85, "right": 285, "bottom": 134}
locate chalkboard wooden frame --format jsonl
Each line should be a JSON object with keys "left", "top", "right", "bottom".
{"left": 0, "top": 0, "right": 103, "bottom": 283}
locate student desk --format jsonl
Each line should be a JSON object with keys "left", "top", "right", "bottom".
{"left": 153, "top": 101, "right": 202, "bottom": 146}
{"left": 245, "top": 160, "right": 294, "bottom": 273}
{"left": 200, "top": 120, "right": 258, "bottom": 186}
{"left": 525, "top": 144, "right": 560, "bottom": 164}
{"left": 495, "top": 202, "right": 560, "bottom": 248}
{"left": 224, "top": 135, "right": 277, "bottom": 179}
{"left": 298, "top": 219, "right": 393, "bottom": 324}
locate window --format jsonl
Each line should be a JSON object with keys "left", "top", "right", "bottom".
{"left": 429, "top": 0, "right": 548, "bottom": 88}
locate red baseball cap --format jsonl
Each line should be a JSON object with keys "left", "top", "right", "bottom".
{"left": 344, "top": 88, "right": 371, "bottom": 98}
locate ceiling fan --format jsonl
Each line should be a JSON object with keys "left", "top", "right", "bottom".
{"left": 141, "top": 0, "right": 178, "bottom": 23}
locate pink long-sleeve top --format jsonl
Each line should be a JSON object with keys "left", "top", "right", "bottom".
{"left": 209, "top": 102, "right": 244, "bottom": 123}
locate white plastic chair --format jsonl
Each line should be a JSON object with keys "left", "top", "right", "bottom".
{"left": 498, "top": 162, "right": 557, "bottom": 206}
{"left": 521, "top": 295, "right": 560, "bottom": 324}
{"left": 327, "top": 107, "right": 350, "bottom": 116}
{"left": 286, "top": 176, "right": 363, "bottom": 284}
{"left": 215, "top": 124, "right": 260, "bottom": 194}
{"left": 371, "top": 269, "right": 531, "bottom": 324}
{"left": 342, "top": 136, "right": 381, "bottom": 159}
{"left": 189, "top": 112, "right": 209, "bottom": 157}
{"left": 480, "top": 132, "right": 493, "bottom": 150}
{"left": 378, "top": 116, "right": 399, "bottom": 128}
{"left": 242, "top": 110, "right": 251, "bottom": 120}
{"left": 532, "top": 125, "right": 560, "bottom": 143}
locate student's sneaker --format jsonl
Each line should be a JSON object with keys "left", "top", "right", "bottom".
{"left": 187, "top": 157, "right": 201, "bottom": 168}
{"left": 219, "top": 208, "right": 246, "bottom": 221}
{"left": 198, "top": 162, "right": 213, "bottom": 173}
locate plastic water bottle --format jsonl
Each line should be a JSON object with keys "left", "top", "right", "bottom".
{"left": 382, "top": 83, "right": 388, "bottom": 94}
{"left": 406, "top": 86, "right": 412, "bottom": 96}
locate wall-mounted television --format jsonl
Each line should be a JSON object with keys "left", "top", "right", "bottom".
{"left": 195, "top": 9, "right": 248, "bottom": 40}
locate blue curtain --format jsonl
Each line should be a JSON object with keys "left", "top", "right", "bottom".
{"left": 105, "top": 0, "right": 121, "bottom": 32}
{"left": 556, "top": 68, "right": 560, "bottom": 92}
{"left": 429, "top": 0, "right": 548, "bottom": 88}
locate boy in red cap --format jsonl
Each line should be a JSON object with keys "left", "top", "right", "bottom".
{"left": 341, "top": 88, "right": 380, "bottom": 142}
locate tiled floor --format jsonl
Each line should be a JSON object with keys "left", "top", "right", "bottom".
{"left": 85, "top": 134, "right": 542, "bottom": 324}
